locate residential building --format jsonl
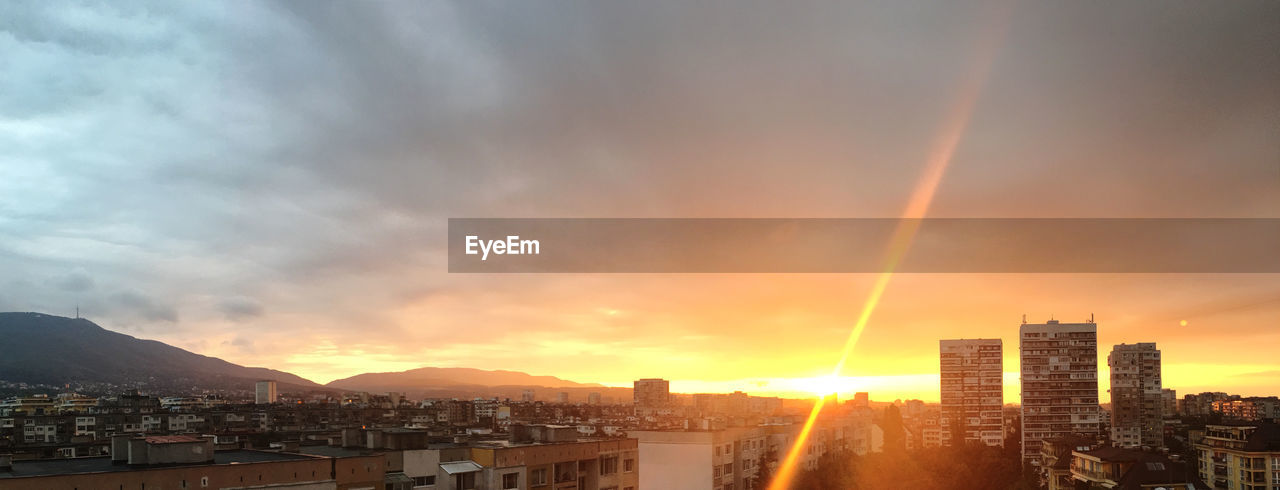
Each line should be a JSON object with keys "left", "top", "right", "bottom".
{"left": 1108, "top": 343, "right": 1164, "bottom": 448}
{"left": 0, "top": 436, "right": 383, "bottom": 490}
{"left": 1194, "top": 423, "right": 1280, "bottom": 490}
{"left": 1068, "top": 446, "right": 1207, "bottom": 489}
{"left": 1020, "top": 319, "right": 1101, "bottom": 464}
{"left": 939, "top": 338, "right": 1004, "bottom": 447}
{"left": 255, "top": 380, "right": 278, "bottom": 405}
{"left": 634, "top": 379, "right": 671, "bottom": 416}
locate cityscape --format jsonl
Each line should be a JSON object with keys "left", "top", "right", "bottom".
{"left": 2, "top": 1, "right": 1278, "bottom": 490}
{"left": 1, "top": 312, "right": 1277, "bottom": 489}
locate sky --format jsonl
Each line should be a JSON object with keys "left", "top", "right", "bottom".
{"left": 1, "top": 1, "right": 1278, "bottom": 403}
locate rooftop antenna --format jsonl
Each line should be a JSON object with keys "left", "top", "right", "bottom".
{"left": 1089, "top": 312, "right": 1094, "bottom": 323}
{"left": 1021, "top": 313, "right": 1026, "bottom": 324}
{"left": 75, "top": 306, "right": 79, "bottom": 319}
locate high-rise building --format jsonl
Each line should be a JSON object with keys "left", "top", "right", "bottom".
{"left": 1108, "top": 342, "right": 1163, "bottom": 448}
{"left": 555, "top": 392, "right": 569, "bottom": 404}
{"left": 1020, "top": 319, "right": 1101, "bottom": 464}
{"left": 254, "top": 380, "right": 277, "bottom": 405}
{"left": 1161, "top": 389, "right": 1177, "bottom": 419}
{"left": 634, "top": 378, "right": 671, "bottom": 416}
{"left": 588, "top": 392, "right": 602, "bottom": 405}
{"left": 940, "top": 338, "right": 1004, "bottom": 447}
{"left": 521, "top": 389, "right": 535, "bottom": 402}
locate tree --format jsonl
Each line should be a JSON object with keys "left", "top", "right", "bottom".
{"left": 882, "top": 404, "right": 906, "bottom": 454}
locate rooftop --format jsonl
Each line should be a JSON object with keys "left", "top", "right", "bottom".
{"left": 0, "top": 450, "right": 318, "bottom": 479}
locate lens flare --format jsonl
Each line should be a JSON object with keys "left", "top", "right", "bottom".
{"left": 765, "top": 3, "right": 1012, "bottom": 488}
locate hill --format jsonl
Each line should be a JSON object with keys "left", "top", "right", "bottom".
{"left": 0, "top": 312, "right": 320, "bottom": 393}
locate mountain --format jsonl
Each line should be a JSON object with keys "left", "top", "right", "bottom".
{"left": 0, "top": 312, "right": 320, "bottom": 393}
{"left": 325, "top": 366, "right": 606, "bottom": 394}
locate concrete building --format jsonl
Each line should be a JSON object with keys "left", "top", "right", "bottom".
{"left": 1162, "top": 389, "right": 1178, "bottom": 420}
{"left": 631, "top": 427, "right": 769, "bottom": 490}
{"left": 588, "top": 392, "right": 602, "bottom": 405}
{"left": 1020, "top": 319, "right": 1101, "bottom": 465}
{"left": 1067, "top": 447, "right": 1206, "bottom": 489}
{"left": 1194, "top": 423, "right": 1280, "bottom": 490}
{"left": 1038, "top": 435, "right": 1103, "bottom": 490}
{"left": 255, "top": 380, "right": 278, "bottom": 405}
{"left": 555, "top": 392, "right": 569, "bottom": 404}
{"left": 939, "top": 338, "right": 1004, "bottom": 447}
{"left": 0, "top": 438, "right": 383, "bottom": 490}
{"left": 1108, "top": 343, "right": 1164, "bottom": 449}
{"left": 634, "top": 379, "right": 671, "bottom": 416}
{"left": 1212, "top": 397, "right": 1280, "bottom": 422}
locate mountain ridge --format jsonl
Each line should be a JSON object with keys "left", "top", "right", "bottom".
{"left": 0, "top": 312, "right": 610, "bottom": 398}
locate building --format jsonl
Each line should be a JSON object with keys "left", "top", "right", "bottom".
{"left": 939, "top": 338, "right": 1004, "bottom": 447}
{"left": 255, "top": 380, "right": 278, "bottom": 405}
{"left": 631, "top": 427, "right": 770, "bottom": 490}
{"left": 556, "top": 392, "right": 569, "bottom": 404}
{"left": 588, "top": 392, "right": 602, "bottom": 405}
{"left": 1038, "top": 435, "right": 1103, "bottom": 490}
{"left": 1162, "top": 389, "right": 1178, "bottom": 419}
{"left": 1108, "top": 343, "right": 1164, "bottom": 449}
{"left": 634, "top": 379, "right": 671, "bottom": 416}
{"left": 1184, "top": 392, "right": 1236, "bottom": 417}
{"left": 1194, "top": 423, "right": 1280, "bottom": 490}
{"left": 1211, "top": 397, "right": 1280, "bottom": 422}
{"left": 1068, "top": 446, "right": 1207, "bottom": 489}
{"left": 0, "top": 435, "right": 384, "bottom": 490}
{"left": 1020, "top": 319, "right": 1101, "bottom": 464}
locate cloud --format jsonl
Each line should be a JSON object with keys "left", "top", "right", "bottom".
{"left": 52, "top": 268, "right": 94, "bottom": 292}
{"left": 110, "top": 290, "right": 178, "bottom": 323}
{"left": 218, "top": 296, "right": 264, "bottom": 322}
{"left": 0, "top": 1, "right": 1277, "bottom": 394}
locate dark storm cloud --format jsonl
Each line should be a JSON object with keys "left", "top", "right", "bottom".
{"left": 0, "top": 1, "right": 1277, "bottom": 381}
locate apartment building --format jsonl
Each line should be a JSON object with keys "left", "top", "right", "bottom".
{"left": 1194, "top": 423, "right": 1280, "bottom": 490}
{"left": 630, "top": 427, "right": 770, "bottom": 490}
{"left": 0, "top": 435, "right": 384, "bottom": 490}
{"left": 1068, "top": 447, "right": 1205, "bottom": 489}
{"left": 1020, "top": 319, "right": 1101, "bottom": 464}
{"left": 1108, "top": 343, "right": 1163, "bottom": 448}
{"left": 939, "top": 338, "right": 1004, "bottom": 447}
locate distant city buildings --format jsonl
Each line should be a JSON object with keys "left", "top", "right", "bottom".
{"left": 1020, "top": 319, "right": 1101, "bottom": 465}
{"left": 588, "top": 392, "right": 602, "bottom": 405}
{"left": 939, "top": 338, "right": 1004, "bottom": 447}
{"left": 254, "top": 380, "right": 277, "bottom": 405}
{"left": 1108, "top": 342, "right": 1163, "bottom": 448}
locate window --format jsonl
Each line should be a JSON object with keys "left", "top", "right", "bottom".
{"left": 413, "top": 475, "right": 435, "bottom": 486}
{"left": 600, "top": 455, "right": 619, "bottom": 475}
{"left": 531, "top": 468, "right": 548, "bottom": 485}
{"left": 502, "top": 473, "right": 518, "bottom": 489}
{"left": 624, "top": 458, "right": 635, "bottom": 472}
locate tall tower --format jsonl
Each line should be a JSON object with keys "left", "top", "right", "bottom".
{"left": 1020, "top": 319, "right": 1100, "bottom": 464}
{"left": 254, "top": 380, "right": 278, "bottom": 404}
{"left": 1108, "top": 343, "right": 1163, "bottom": 448}
{"left": 633, "top": 378, "right": 671, "bottom": 416}
{"left": 940, "top": 338, "right": 1004, "bottom": 447}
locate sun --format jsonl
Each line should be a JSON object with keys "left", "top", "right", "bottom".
{"left": 797, "top": 375, "right": 844, "bottom": 397}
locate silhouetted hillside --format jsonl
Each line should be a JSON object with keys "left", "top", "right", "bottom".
{"left": 0, "top": 312, "right": 320, "bottom": 392}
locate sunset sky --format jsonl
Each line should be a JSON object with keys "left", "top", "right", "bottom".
{"left": 1, "top": 2, "right": 1277, "bottom": 403}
